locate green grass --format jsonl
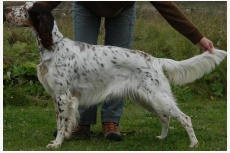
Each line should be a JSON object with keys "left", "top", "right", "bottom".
{"left": 3, "top": 1, "right": 227, "bottom": 151}
{"left": 3, "top": 97, "right": 226, "bottom": 151}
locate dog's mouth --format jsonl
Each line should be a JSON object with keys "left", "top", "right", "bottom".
{"left": 5, "top": 14, "right": 30, "bottom": 27}
{"left": 4, "top": 7, "right": 30, "bottom": 27}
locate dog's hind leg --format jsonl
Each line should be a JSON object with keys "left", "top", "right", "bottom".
{"left": 136, "top": 79, "right": 198, "bottom": 147}
{"left": 154, "top": 110, "right": 170, "bottom": 140}
{"left": 135, "top": 100, "right": 170, "bottom": 140}
{"left": 149, "top": 93, "right": 199, "bottom": 148}
{"left": 46, "top": 93, "right": 79, "bottom": 148}
{"left": 130, "top": 94, "right": 170, "bottom": 141}
{"left": 168, "top": 106, "right": 199, "bottom": 148}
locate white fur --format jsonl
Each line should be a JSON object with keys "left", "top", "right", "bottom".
{"left": 162, "top": 49, "right": 227, "bottom": 85}
{"left": 5, "top": 2, "right": 227, "bottom": 149}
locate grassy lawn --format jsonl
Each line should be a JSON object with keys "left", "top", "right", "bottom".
{"left": 3, "top": 96, "right": 227, "bottom": 151}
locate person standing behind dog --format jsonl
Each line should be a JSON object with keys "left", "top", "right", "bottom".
{"left": 29, "top": 1, "right": 214, "bottom": 141}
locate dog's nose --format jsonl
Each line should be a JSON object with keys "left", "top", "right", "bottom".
{"left": 5, "top": 7, "right": 12, "bottom": 14}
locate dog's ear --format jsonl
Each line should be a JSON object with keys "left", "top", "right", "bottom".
{"left": 39, "top": 11, "right": 54, "bottom": 34}
{"left": 28, "top": 1, "right": 57, "bottom": 50}
{"left": 38, "top": 12, "right": 54, "bottom": 50}
{"left": 28, "top": 9, "right": 54, "bottom": 50}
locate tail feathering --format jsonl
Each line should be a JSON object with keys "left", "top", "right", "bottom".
{"left": 162, "top": 48, "right": 227, "bottom": 85}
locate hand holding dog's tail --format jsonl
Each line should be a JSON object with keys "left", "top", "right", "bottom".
{"left": 162, "top": 48, "right": 227, "bottom": 85}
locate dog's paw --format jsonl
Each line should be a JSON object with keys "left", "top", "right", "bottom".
{"left": 46, "top": 140, "right": 61, "bottom": 149}
{"left": 189, "top": 141, "right": 199, "bottom": 148}
{"left": 155, "top": 135, "right": 164, "bottom": 140}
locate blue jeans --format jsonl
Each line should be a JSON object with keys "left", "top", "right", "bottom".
{"left": 72, "top": 2, "right": 136, "bottom": 125}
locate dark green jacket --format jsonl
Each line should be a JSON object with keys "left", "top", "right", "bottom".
{"left": 30, "top": 1, "right": 204, "bottom": 44}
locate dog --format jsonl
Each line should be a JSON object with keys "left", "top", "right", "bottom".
{"left": 5, "top": 2, "right": 227, "bottom": 149}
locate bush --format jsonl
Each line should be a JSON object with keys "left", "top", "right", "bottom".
{"left": 3, "top": 87, "right": 31, "bottom": 107}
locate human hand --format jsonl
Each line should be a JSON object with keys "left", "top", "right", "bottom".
{"left": 197, "top": 37, "right": 214, "bottom": 54}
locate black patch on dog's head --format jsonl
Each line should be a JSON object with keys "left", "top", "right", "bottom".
{"left": 28, "top": 9, "right": 54, "bottom": 50}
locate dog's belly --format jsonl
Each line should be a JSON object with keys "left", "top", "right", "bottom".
{"left": 70, "top": 73, "right": 140, "bottom": 107}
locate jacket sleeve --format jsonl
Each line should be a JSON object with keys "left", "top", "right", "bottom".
{"left": 150, "top": 1, "right": 204, "bottom": 44}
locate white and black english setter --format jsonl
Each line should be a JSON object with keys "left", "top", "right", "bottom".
{"left": 5, "top": 2, "right": 227, "bottom": 149}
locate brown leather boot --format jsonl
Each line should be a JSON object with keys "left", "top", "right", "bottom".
{"left": 72, "top": 125, "right": 91, "bottom": 136}
{"left": 102, "top": 122, "right": 122, "bottom": 141}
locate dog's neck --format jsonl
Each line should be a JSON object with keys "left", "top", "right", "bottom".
{"left": 35, "top": 21, "right": 64, "bottom": 52}
{"left": 51, "top": 21, "right": 64, "bottom": 45}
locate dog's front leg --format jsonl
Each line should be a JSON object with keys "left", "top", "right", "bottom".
{"left": 46, "top": 94, "right": 79, "bottom": 149}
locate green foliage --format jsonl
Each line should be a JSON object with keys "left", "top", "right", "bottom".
{"left": 172, "top": 86, "right": 194, "bottom": 102}
{"left": 4, "top": 61, "right": 47, "bottom": 99}
{"left": 3, "top": 25, "right": 47, "bottom": 106}
{"left": 3, "top": 87, "right": 31, "bottom": 106}
{"left": 204, "top": 68, "right": 227, "bottom": 98}
{"left": 212, "top": 83, "right": 224, "bottom": 97}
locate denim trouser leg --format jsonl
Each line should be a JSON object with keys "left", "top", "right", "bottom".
{"left": 73, "top": 2, "right": 136, "bottom": 125}
{"left": 73, "top": 2, "right": 100, "bottom": 125}
{"left": 104, "top": 4, "right": 136, "bottom": 49}
{"left": 73, "top": 2, "right": 101, "bottom": 45}
{"left": 102, "top": 5, "right": 136, "bottom": 125}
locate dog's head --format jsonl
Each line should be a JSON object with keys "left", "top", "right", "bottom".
{"left": 5, "top": 2, "right": 33, "bottom": 26}
{"left": 4, "top": 2, "right": 58, "bottom": 50}
{"left": 5, "top": 1, "right": 59, "bottom": 26}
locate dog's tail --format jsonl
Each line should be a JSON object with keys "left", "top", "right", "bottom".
{"left": 161, "top": 48, "right": 227, "bottom": 85}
